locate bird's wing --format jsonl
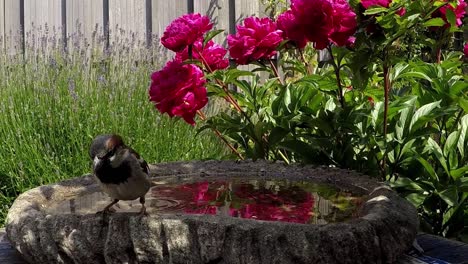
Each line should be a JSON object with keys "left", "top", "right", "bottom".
{"left": 127, "top": 147, "right": 149, "bottom": 175}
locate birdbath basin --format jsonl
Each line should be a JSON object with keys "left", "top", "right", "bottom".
{"left": 6, "top": 161, "right": 418, "bottom": 264}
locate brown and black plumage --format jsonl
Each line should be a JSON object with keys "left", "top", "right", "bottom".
{"left": 89, "top": 134, "right": 150, "bottom": 215}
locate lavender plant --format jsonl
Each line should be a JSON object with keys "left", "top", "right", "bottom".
{"left": 0, "top": 26, "right": 227, "bottom": 225}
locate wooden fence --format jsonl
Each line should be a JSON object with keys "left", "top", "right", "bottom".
{"left": 0, "top": 0, "right": 271, "bottom": 54}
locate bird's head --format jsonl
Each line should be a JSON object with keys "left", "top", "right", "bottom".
{"left": 90, "top": 134, "right": 125, "bottom": 166}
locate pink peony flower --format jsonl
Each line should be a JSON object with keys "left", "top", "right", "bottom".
{"left": 436, "top": 0, "right": 467, "bottom": 27}
{"left": 329, "top": 0, "right": 358, "bottom": 47}
{"left": 396, "top": 7, "right": 407, "bottom": 16}
{"left": 277, "top": 10, "right": 308, "bottom": 49}
{"left": 361, "top": 0, "right": 391, "bottom": 9}
{"left": 290, "top": 0, "right": 357, "bottom": 50}
{"left": 175, "top": 39, "right": 229, "bottom": 71}
{"left": 464, "top": 43, "right": 468, "bottom": 57}
{"left": 161, "top": 13, "right": 213, "bottom": 52}
{"left": 290, "top": 0, "right": 334, "bottom": 49}
{"left": 227, "top": 17, "right": 283, "bottom": 64}
{"left": 149, "top": 60, "right": 208, "bottom": 125}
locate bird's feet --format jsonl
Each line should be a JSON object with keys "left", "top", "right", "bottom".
{"left": 139, "top": 205, "right": 148, "bottom": 216}
{"left": 96, "top": 206, "right": 116, "bottom": 215}
{"left": 96, "top": 199, "right": 119, "bottom": 215}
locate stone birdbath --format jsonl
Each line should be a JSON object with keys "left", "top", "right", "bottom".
{"left": 6, "top": 160, "right": 418, "bottom": 264}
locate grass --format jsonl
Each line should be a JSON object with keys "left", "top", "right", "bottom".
{"left": 0, "top": 36, "right": 228, "bottom": 225}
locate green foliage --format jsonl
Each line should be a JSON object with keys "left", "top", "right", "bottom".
{"left": 197, "top": 0, "right": 468, "bottom": 240}
{"left": 0, "top": 46, "right": 227, "bottom": 226}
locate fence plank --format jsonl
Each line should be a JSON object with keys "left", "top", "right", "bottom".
{"left": 66, "top": 0, "right": 104, "bottom": 49}
{"left": 24, "top": 0, "right": 63, "bottom": 52}
{"left": 0, "top": 0, "right": 5, "bottom": 51}
{"left": 4, "top": 0, "right": 22, "bottom": 54}
{"left": 194, "top": 0, "right": 230, "bottom": 45}
{"left": 151, "top": 0, "right": 188, "bottom": 39}
{"left": 234, "top": 0, "right": 261, "bottom": 24}
{"left": 109, "top": 0, "right": 146, "bottom": 46}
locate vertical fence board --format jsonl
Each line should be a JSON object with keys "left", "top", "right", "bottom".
{"left": 234, "top": 0, "right": 261, "bottom": 24}
{"left": 0, "top": 1, "right": 273, "bottom": 56}
{"left": 194, "top": 0, "right": 229, "bottom": 45}
{"left": 4, "top": 0, "right": 22, "bottom": 54}
{"left": 109, "top": 0, "right": 146, "bottom": 46}
{"left": 66, "top": 0, "right": 104, "bottom": 49}
{"left": 0, "top": 0, "right": 5, "bottom": 51}
{"left": 24, "top": 0, "right": 63, "bottom": 52}
{"left": 151, "top": 0, "right": 188, "bottom": 39}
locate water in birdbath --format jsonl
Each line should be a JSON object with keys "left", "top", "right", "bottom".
{"left": 46, "top": 178, "right": 364, "bottom": 224}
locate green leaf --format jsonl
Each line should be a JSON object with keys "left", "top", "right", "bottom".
{"left": 278, "top": 140, "right": 320, "bottom": 163}
{"left": 427, "top": 137, "right": 449, "bottom": 176}
{"left": 396, "top": 105, "right": 414, "bottom": 141}
{"left": 438, "top": 186, "right": 458, "bottom": 207}
{"left": 399, "top": 138, "right": 416, "bottom": 160}
{"left": 444, "top": 8, "right": 456, "bottom": 28}
{"left": 364, "top": 7, "right": 388, "bottom": 15}
{"left": 423, "top": 17, "right": 446, "bottom": 27}
{"left": 224, "top": 69, "right": 254, "bottom": 83}
{"left": 444, "top": 131, "right": 460, "bottom": 157}
{"left": 390, "top": 63, "right": 409, "bottom": 83}
{"left": 268, "top": 127, "right": 289, "bottom": 146}
{"left": 459, "top": 177, "right": 468, "bottom": 192}
{"left": 371, "top": 102, "right": 383, "bottom": 128}
{"left": 451, "top": 166, "right": 468, "bottom": 181}
{"left": 203, "top": 29, "right": 225, "bottom": 46}
{"left": 417, "top": 156, "right": 439, "bottom": 181}
{"left": 405, "top": 193, "right": 426, "bottom": 208}
{"left": 397, "top": 71, "right": 433, "bottom": 82}
{"left": 389, "top": 177, "right": 423, "bottom": 191}
{"left": 325, "top": 98, "right": 336, "bottom": 112}
{"left": 458, "top": 115, "right": 468, "bottom": 158}
{"left": 459, "top": 99, "right": 468, "bottom": 113}
{"left": 409, "top": 100, "right": 441, "bottom": 133}
{"left": 283, "top": 87, "right": 291, "bottom": 111}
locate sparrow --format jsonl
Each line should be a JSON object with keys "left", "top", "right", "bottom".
{"left": 89, "top": 134, "right": 151, "bottom": 215}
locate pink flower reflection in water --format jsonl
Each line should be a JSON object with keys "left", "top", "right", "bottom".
{"left": 152, "top": 181, "right": 315, "bottom": 223}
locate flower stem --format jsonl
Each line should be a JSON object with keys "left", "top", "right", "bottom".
{"left": 277, "top": 149, "right": 290, "bottom": 165}
{"left": 197, "top": 110, "right": 244, "bottom": 160}
{"left": 298, "top": 48, "right": 312, "bottom": 75}
{"left": 196, "top": 51, "right": 244, "bottom": 113}
{"left": 327, "top": 46, "right": 345, "bottom": 109}
{"left": 269, "top": 59, "right": 284, "bottom": 85}
{"left": 382, "top": 63, "right": 391, "bottom": 179}
{"left": 197, "top": 50, "right": 252, "bottom": 123}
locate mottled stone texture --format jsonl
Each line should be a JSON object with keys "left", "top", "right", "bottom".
{"left": 6, "top": 160, "right": 418, "bottom": 264}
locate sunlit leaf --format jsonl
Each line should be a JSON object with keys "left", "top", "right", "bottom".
{"left": 427, "top": 137, "right": 449, "bottom": 176}
{"left": 444, "top": 131, "right": 459, "bottom": 157}
{"left": 451, "top": 166, "right": 468, "bottom": 181}
{"left": 203, "top": 29, "right": 225, "bottom": 46}
{"left": 423, "top": 18, "right": 446, "bottom": 27}
{"left": 389, "top": 177, "right": 423, "bottom": 191}
{"left": 438, "top": 186, "right": 458, "bottom": 207}
{"left": 409, "top": 100, "right": 441, "bottom": 133}
{"left": 458, "top": 115, "right": 468, "bottom": 158}
{"left": 364, "top": 7, "right": 388, "bottom": 15}
{"left": 405, "top": 192, "right": 426, "bottom": 208}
